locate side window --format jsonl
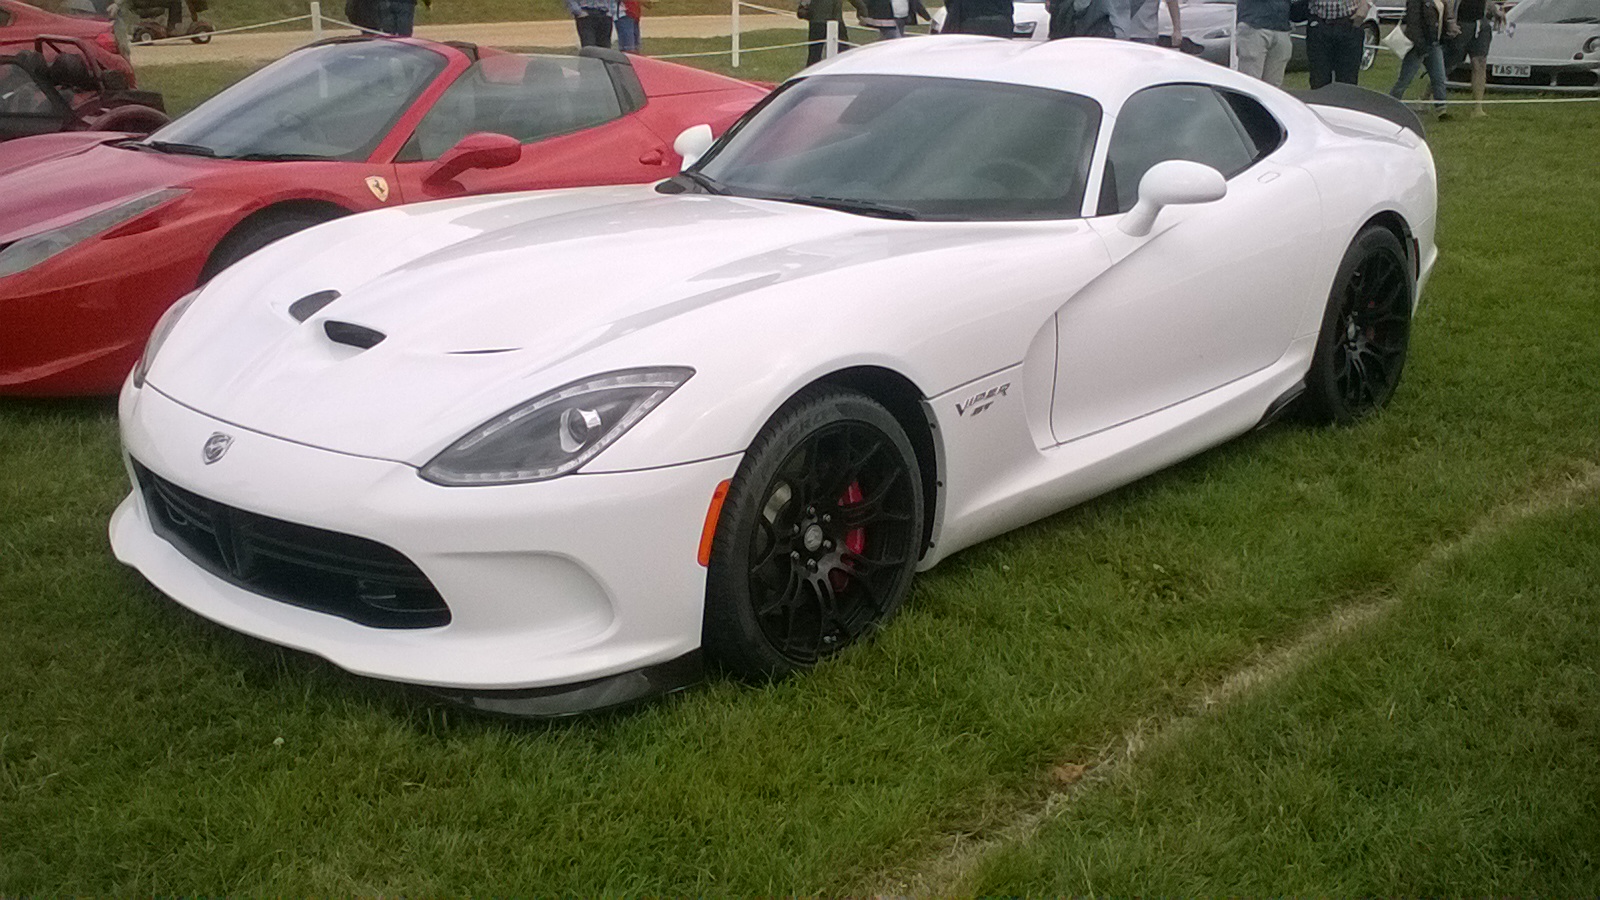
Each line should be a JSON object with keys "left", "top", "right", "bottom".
{"left": 397, "top": 54, "right": 625, "bottom": 162}
{"left": 0, "top": 6, "right": 11, "bottom": 24}
{"left": 1219, "top": 89, "right": 1285, "bottom": 160}
{"left": 1098, "top": 84, "right": 1256, "bottom": 216}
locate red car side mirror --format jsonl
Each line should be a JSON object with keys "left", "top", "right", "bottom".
{"left": 424, "top": 132, "right": 523, "bottom": 186}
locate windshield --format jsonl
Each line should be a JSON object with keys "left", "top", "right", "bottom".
{"left": 143, "top": 41, "right": 446, "bottom": 161}
{"left": 1513, "top": 0, "right": 1600, "bottom": 22}
{"left": 691, "top": 75, "right": 1101, "bottom": 221}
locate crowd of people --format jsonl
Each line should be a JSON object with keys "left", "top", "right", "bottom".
{"left": 345, "top": 0, "right": 1501, "bottom": 114}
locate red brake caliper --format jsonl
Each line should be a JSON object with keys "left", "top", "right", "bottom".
{"left": 831, "top": 482, "right": 866, "bottom": 592}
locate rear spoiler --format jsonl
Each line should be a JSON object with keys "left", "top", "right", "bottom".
{"left": 1290, "top": 82, "right": 1426, "bottom": 138}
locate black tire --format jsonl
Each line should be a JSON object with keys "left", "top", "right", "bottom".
{"left": 132, "top": 25, "right": 158, "bottom": 44}
{"left": 704, "top": 387, "right": 924, "bottom": 680}
{"left": 1301, "top": 225, "right": 1414, "bottom": 425}
{"left": 200, "top": 209, "right": 341, "bottom": 283}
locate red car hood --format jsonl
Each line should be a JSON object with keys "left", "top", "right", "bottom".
{"left": 0, "top": 134, "right": 219, "bottom": 242}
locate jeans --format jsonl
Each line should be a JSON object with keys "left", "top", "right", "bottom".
{"left": 1390, "top": 40, "right": 1448, "bottom": 111}
{"left": 376, "top": 0, "right": 415, "bottom": 35}
{"left": 615, "top": 13, "right": 640, "bottom": 51}
{"left": 1305, "top": 17, "right": 1363, "bottom": 88}
{"left": 575, "top": 11, "right": 613, "bottom": 47}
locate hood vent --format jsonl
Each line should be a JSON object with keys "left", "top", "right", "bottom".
{"left": 324, "top": 320, "right": 386, "bottom": 349}
{"left": 289, "top": 289, "right": 340, "bottom": 322}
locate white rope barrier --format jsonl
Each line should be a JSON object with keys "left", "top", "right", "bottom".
{"left": 1401, "top": 95, "right": 1600, "bottom": 105}
{"left": 133, "top": 12, "right": 316, "bottom": 46}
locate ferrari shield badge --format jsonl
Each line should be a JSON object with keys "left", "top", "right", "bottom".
{"left": 365, "top": 175, "right": 390, "bottom": 202}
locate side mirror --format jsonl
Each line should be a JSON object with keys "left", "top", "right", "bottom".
{"left": 424, "top": 132, "right": 523, "bottom": 186}
{"left": 1118, "top": 159, "right": 1227, "bottom": 237}
{"left": 673, "top": 124, "right": 714, "bottom": 172}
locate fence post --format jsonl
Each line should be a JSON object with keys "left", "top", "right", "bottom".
{"left": 310, "top": 0, "right": 324, "bottom": 38}
{"left": 826, "top": 18, "right": 838, "bottom": 56}
{"left": 731, "top": 0, "right": 741, "bottom": 67}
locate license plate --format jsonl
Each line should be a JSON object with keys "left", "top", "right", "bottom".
{"left": 1492, "top": 63, "right": 1531, "bottom": 77}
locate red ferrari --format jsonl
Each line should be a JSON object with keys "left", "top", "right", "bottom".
{"left": 0, "top": 36, "right": 768, "bottom": 395}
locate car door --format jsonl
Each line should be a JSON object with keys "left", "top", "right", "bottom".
{"left": 1050, "top": 83, "right": 1323, "bottom": 444}
{"left": 388, "top": 53, "right": 672, "bottom": 203}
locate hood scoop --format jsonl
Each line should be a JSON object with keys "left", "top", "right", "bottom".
{"left": 323, "top": 320, "right": 386, "bottom": 349}
{"left": 289, "top": 289, "right": 341, "bottom": 322}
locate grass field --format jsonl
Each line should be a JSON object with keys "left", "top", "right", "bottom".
{"left": 2, "top": 43, "right": 1598, "bottom": 893}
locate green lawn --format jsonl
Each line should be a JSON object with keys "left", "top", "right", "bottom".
{"left": 3, "top": 44, "right": 1599, "bottom": 893}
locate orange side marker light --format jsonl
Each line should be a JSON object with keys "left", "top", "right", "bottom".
{"left": 697, "top": 479, "right": 732, "bottom": 567}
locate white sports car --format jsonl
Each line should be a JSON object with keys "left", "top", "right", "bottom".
{"left": 1451, "top": 0, "right": 1600, "bottom": 91}
{"left": 110, "top": 37, "right": 1438, "bottom": 716}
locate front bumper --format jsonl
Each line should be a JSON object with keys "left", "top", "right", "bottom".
{"left": 111, "top": 382, "right": 741, "bottom": 711}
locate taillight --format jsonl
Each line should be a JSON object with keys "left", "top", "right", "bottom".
{"left": 95, "top": 30, "right": 121, "bottom": 56}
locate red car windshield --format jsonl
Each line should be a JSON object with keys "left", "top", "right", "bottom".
{"left": 139, "top": 41, "right": 445, "bottom": 161}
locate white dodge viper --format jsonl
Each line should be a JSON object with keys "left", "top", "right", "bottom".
{"left": 110, "top": 36, "right": 1438, "bottom": 715}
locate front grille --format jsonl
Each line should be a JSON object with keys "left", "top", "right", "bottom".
{"left": 133, "top": 460, "right": 450, "bottom": 628}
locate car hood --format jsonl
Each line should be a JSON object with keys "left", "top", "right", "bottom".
{"left": 150, "top": 185, "right": 1015, "bottom": 465}
{"left": 0, "top": 136, "right": 219, "bottom": 242}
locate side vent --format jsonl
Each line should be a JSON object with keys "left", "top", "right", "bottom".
{"left": 324, "top": 320, "right": 386, "bottom": 349}
{"left": 289, "top": 289, "right": 340, "bottom": 322}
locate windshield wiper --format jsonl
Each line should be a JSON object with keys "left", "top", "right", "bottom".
{"left": 228, "top": 152, "right": 331, "bottom": 162}
{"left": 771, "top": 194, "right": 920, "bottom": 220}
{"left": 141, "top": 140, "right": 219, "bottom": 157}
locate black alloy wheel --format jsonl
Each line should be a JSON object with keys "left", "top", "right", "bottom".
{"left": 1302, "top": 225, "right": 1414, "bottom": 424}
{"left": 704, "top": 388, "right": 924, "bottom": 680}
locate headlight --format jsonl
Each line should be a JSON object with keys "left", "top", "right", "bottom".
{"left": 420, "top": 367, "right": 695, "bottom": 486}
{"left": 130, "top": 288, "right": 201, "bottom": 389}
{"left": 1013, "top": 21, "right": 1037, "bottom": 35}
{"left": 0, "top": 188, "right": 186, "bottom": 279}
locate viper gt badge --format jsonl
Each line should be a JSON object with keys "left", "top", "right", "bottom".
{"left": 202, "top": 432, "right": 233, "bottom": 464}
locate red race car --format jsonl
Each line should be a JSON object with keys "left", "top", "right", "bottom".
{"left": 0, "top": 36, "right": 768, "bottom": 395}
{"left": 0, "top": 0, "right": 132, "bottom": 80}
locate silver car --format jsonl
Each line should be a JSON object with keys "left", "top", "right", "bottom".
{"left": 1450, "top": 0, "right": 1600, "bottom": 90}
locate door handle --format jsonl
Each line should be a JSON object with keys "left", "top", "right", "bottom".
{"left": 639, "top": 148, "right": 665, "bottom": 166}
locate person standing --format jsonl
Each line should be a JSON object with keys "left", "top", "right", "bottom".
{"left": 801, "top": 0, "right": 865, "bottom": 65}
{"left": 616, "top": 0, "right": 651, "bottom": 52}
{"left": 377, "top": 0, "right": 426, "bottom": 35}
{"left": 568, "top": 0, "right": 619, "bottom": 48}
{"left": 1389, "top": 0, "right": 1456, "bottom": 115}
{"left": 942, "top": 0, "right": 1016, "bottom": 37}
{"left": 861, "top": 0, "right": 906, "bottom": 38}
{"left": 1046, "top": 0, "right": 1115, "bottom": 38}
{"left": 1111, "top": 0, "right": 1182, "bottom": 49}
{"left": 1446, "top": 0, "right": 1503, "bottom": 115}
{"left": 1234, "top": 0, "right": 1292, "bottom": 85}
{"left": 1305, "top": 0, "right": 1366, "bottom": 87}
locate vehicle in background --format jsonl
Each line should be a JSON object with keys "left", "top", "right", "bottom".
{"left": 930, "top": 0, "right": 1381, "bottom": 71}
{"left": 0, "top": 34, "right": 167, "bottom": 141}
{"left": 0, "top": 37, "right": 770, "bottom": 395}
{"left": 0, "top": 0, "right": 130, "bottom": 79}
{"left": 1450, "top": 0, "right": 1600, "bottom": 90}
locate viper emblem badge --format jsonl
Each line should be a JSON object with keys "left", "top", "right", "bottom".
{"left": 202, "top": 432, "right": 233, "bottom": 465}
{"left": 365, "top": 175, "right": 390, "bottom": 202}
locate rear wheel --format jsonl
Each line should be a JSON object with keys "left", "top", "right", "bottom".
{"left": 703, "top": 388, "right": 924, "bottom": 680}
{"left": 1301, "top": 225, "right": 1414, "bottom": 424}
{"left": 1361, "top": 22, "right": 1380, "bottom": 70}
{"left": 200, "top": 209, "right": 343, "bottom": 283}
